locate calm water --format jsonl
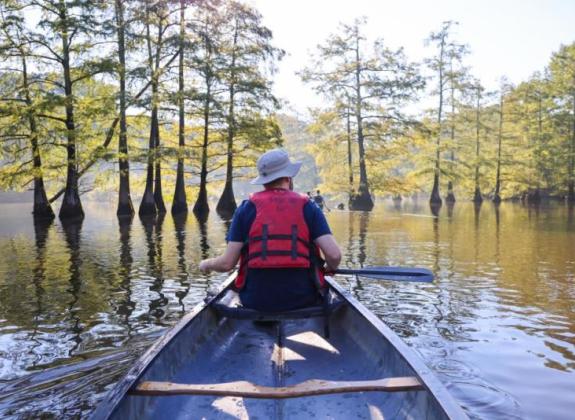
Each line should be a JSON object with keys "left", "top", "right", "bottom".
{"left": 0, "top": 200, "right": 574, "bottom": 419}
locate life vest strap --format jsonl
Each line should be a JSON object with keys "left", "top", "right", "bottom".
{"left": 291, "top": 225, "right": 298, "bottom": 259}
{"left": 261, "top": 224, "right": 268, "bottom": 260}
{"left": 249, "top": 234, "right": 309, "bottom": 247}
{"left": 247, "top": 250, "right": 310, "bottom": 261}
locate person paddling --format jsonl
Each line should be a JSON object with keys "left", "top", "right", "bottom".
{"left": 199, "top": 149, "right": 341, "bottom": 311}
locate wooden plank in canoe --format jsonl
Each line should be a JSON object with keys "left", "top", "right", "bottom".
{"left": 130, "top": 377, "right": 424, "bottom": 399}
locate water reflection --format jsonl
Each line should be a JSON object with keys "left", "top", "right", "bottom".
{"left": 61, "top": 218, "right": 84, "bottom": 356}
{"left": 30, "top": 219, "right": 52, "bottom": 366}
{"left": 173, "top": 213, "right": 190, "bottom": 312}
{"left": 0, "top": 201, "right": 574, "bottom": 419}
{"left": 116, "top": 217, "right": 135, "bottom": 336}
{"left": 140, "top": 215, "right": 168, "bottom": 322}
{"left": 196, "top": 213, "right": 210, "bottom": 260}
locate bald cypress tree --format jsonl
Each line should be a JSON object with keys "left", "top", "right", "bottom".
{"left": 0, "top": 3, "right": 54, "bottom": 219}
{"left": 215, "top": 1, "right": 282, "bottom": 217}
{"left": 302, "top": 18, "right": 423, "bottom": 211}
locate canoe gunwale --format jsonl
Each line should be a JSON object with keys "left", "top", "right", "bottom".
{"left": 325, "top": 276, "right": 469, "bottom": 420}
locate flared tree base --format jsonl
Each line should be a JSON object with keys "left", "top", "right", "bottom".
{"left": 171, "top": 200, "right": 188, "bottom": 215}
{"left": 59, "top": 191, "right": 84, "bottom": 220}
{"left": 492, "top": 194, "right": 502, "bottom": 204}
{"left": 117, "top": 199, "right": 134, "bottom": 217}
{"left": 216, "top": 184, "right": 237, "bottom": 219}
{"left": 33, "top": 202, "right": 55, "bottom": 220}
{"left": 193, "top": 198, "right": 210, "bottom": 220}
{"left": 567, "top": 182, "right": 574, "bottom": 203}
{"left": 349, "top": 191, "right": 374, "bottom": 211}
{"left": 472, "top": 188, "right": 483, "bottom": 203}
{"left": 139, "top": 191, "right": 157, "bottom": 217}
{"left": 154, "top": 194, "right": 167, "bottom": 214}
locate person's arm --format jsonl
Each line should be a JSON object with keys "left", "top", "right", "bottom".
{"left": 314, "top": 234, "right": 341, "bottom": 272}
{"left": 199, "top": 241, "right": 244, "bottom": 273}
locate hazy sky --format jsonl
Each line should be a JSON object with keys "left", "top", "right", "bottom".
{"left": 248, "top": 0, "right": 575, "bottom": 115}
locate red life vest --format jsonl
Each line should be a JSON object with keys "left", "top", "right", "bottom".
{"left": 234, "top": 189, "right": 325, "bottom": 290}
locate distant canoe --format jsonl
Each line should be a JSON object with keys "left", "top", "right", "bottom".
{"left": 92, "top": 275, "right": 468, "bottom": 419}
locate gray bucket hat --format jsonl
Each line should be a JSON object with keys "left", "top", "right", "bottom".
{"left": 251, "top": 148, "right": 302, "bottom": 185}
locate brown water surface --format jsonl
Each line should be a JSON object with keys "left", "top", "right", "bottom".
{"left": 0, "top": 201, "right": 573, "bottom": 419}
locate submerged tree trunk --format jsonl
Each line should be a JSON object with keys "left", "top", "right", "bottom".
{"left": 115, "top": 0, "right": 134, "bottom": 217}
{"left": 193, "top": 80, "right": 211, "bottom": 217}
{"left": 351, "top": 34, "right": 373, "bottom": 211}
{"left": 430, "top": 31, "right": 446, "bottom": 207}
{"left": 140, "top": 7, "right": 164, "bottom": 216}
{"left": 346, "top": 100, "right": 354, "bottom": 194}
{"left": 493, "top": 92, "right": 504, "bottom": 204}
{"left": 430, "top": 127, "right": 442, "bottom": 205}
{"left": 568, "top": 94, "right": 575, "bottom": 203}
{"left": 445, "top": 63, "right": 456, "bottom": 203}
{"left": 153, "top": 120, "right": 166, "bottom": 213}
{"left": 139, "top": 111, "right": 157, "bottom": 216}
{"left": 473, "top": 85, "right": 483, "bottom": 203}
{"left": 22, "top": 56, "right": 54, "bottom": 219}
{"left": 217, "top": 20, "right": 239, "bottom": 218}
{"left": 58, "top": 2, "right": 84, "bottom": 220}
{"left": 171, "top": 0, "right": 188, "bottom": 215}
{"left": 153, "top": 16, "right": 166, "bottom": 214}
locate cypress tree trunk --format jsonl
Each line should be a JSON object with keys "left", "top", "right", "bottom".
{"left": 215, "top": 95, "right": 237, "bottom": 217}
{"left": 473, "top": 86, "right": 483, "bottom": 203}
{"left": 430, "top": 131, "right": 442, "bottom": 205}
{"left": 139, "top": 109, "right": 158, "bottom": 216}
{"left": 350, "top": 33, "right": 373, "bottom": 211}
{"left": 115, "top": 0, "right": 134, "bottom": 217}
{"left": 493, "top": 92, "right": 504, "bottom": 204}
{"left": 346, "top": 101, "right": 354, "bottom": 197}
{"left": 153, "top": 15, "right": 166, "bottom": 214}
{"left": 193, "top": 80, "right": 210, "bottom": 217}
{"left": 22, "top": 57, "right": 54, "bottom": 219}
{"left": 171, "top": 0, "right": 188, "bottom": 215}
{"left": 153, "top": 122, "right": 166, "bottom": 213}
{"left": 58, "top": 2, "right": 83, "bottom": 220}
{"left": 217, "top": 20, "right": 239, "bottom": 218}
{"left": 430, "top": 33, "right": 445, "bottom": 207}
{"left": 445, "top": 67, "right": 456, "bottom": 203}
{"left": 568, "top": 94, "right": 575, "bottom": 203}
{"left": 139, "top": 7, "right": 160, "bottom": 216}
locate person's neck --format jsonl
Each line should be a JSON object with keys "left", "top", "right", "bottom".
{"left": 265, "top": 182, "right": 291, "bottom": 191}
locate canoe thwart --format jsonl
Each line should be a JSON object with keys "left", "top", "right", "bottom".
{"left": 130, "top": 377, "right": 424, "bottom": 399}
{"left": 211, "top": 289, "right": 345, "bottom": 321}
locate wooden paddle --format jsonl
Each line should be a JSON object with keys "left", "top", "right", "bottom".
{"left": 334, "top": 267, "right": 434, "bottom": 282}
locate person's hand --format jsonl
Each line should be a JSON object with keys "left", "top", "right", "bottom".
{"left": 199, "top": 259, "right": 212, "bottom": 273}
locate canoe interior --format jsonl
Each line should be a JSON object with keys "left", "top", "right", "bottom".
{"left": 110, "top": 291, "right": 453, "bottom": 420}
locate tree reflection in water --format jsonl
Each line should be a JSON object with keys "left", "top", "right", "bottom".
{"left": 117, "top": 216, "right": 135, "bottom": 337}
{"left": 140, "top": 214, "right": 168, "bottom": 322}
{"left": 0, "top": 201, "right": 574, "bottom": 419}
{"left": 30, "top": 218, "right": 52, "bottom": 365}
{"left": 61, "top": 218, "right": 84, "bottom": 356}
{"left": 173, "top": 213, "right": 190, "bottom": 313}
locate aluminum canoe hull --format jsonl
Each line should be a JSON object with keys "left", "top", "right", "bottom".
{"left": 91, "top": 275, "right": 468, "bottom": 419}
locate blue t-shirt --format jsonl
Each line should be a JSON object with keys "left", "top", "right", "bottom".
{"left": 227, "top": 196, "right": 331, "bottom": 311}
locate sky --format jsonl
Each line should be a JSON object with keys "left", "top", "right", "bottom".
{"left": 248, "top": 0, "right": 575, "bottom": 116}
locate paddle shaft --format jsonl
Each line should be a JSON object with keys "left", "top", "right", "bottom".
{"left": 334, "top": 267, "right": 434, "bottom": 282}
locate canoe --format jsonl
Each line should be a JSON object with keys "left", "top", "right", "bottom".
{"left": 92, "top": 274, "right": 468, "bottom": 419}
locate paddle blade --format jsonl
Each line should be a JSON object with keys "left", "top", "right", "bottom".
{"left": 334, "top": 267, "right": 434, "bottom": 282}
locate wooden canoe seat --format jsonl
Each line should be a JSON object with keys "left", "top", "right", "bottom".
{"left": 130, "top": 377, "right": 424, "bottom": 398}
{"left": 211, "top": 289, "right": 344, "bottom": 321}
